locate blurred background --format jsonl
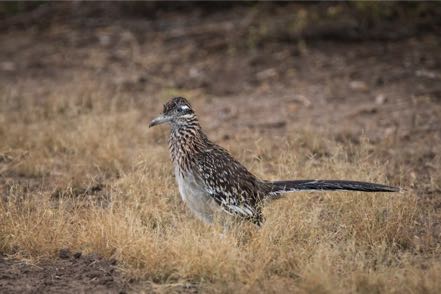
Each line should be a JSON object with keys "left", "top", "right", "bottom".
{"left": 1, "top": 2, "right": 440, "bottom": 119}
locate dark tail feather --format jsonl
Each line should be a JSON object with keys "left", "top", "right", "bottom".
{"left": 270, "top": 179, "right": 399, "bottom": 194}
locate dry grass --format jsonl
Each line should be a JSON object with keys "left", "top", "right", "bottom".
{"left": 1, "top": 79, "right": 441, "bottom": 293}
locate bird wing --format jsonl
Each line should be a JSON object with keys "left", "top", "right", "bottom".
{"left": 191, "top": 146, "right": 263, "bottom": 223}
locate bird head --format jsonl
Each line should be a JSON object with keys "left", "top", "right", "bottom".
{"left": 149, "top": 97, "right": 196, "bottom": 128}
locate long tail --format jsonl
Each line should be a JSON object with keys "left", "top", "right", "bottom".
{"left": 269, "top": 179, "right": 399, "bottom": 194}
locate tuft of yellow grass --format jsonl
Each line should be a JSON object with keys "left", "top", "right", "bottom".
{"left": 1, "top": 82, "right": 441, "bottom": 293}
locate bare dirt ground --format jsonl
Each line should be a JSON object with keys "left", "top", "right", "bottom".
{"left": 1, "top": 3, "right": 441, "bottom": 293}
{"left": 0, "top": 251, "right": 129, "bottom": 293}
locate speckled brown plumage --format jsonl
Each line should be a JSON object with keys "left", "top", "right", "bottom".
{"left": 149, "top": 97, "right": 399, "bottom": 226}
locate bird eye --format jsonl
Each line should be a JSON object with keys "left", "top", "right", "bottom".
{"left": 177, "top": 105, "right": 189, "bottom": 113}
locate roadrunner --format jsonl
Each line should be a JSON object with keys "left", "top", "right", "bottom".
{"left": 149, "top": 97, "right": 399, "bottom": 225}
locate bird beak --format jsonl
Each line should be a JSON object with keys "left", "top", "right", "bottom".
{"left": 149, "top": 114, "right": 171, "bottom": 128}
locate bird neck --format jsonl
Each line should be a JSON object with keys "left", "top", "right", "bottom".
{"left": 168, "top": 119, "right": 208, "bottom": 171}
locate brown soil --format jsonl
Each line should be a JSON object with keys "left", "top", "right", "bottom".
{"left": 0, "top": 251, "right": 130, "bottom": 294}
